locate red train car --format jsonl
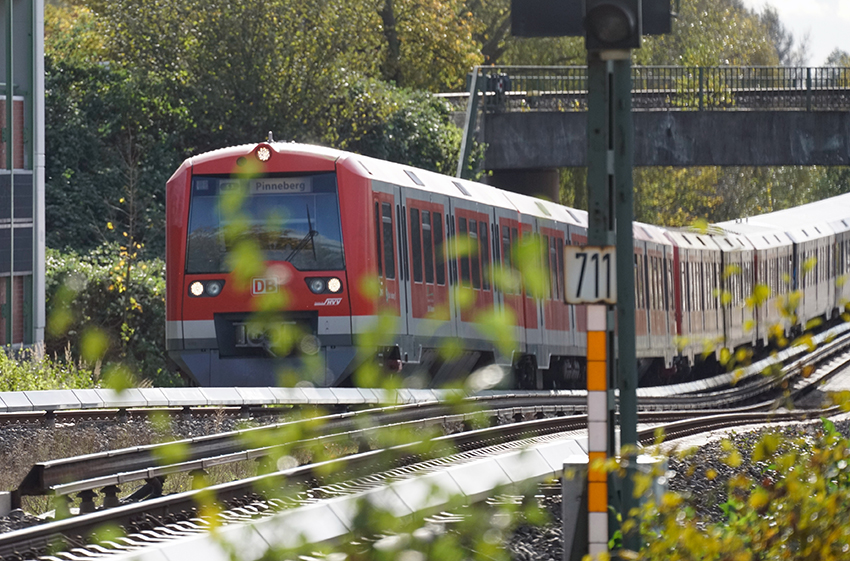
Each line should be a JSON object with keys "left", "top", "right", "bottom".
{"left": 166, "top": 141, "right": 850, "bottom": 388}
{"left": 166, "top": 141, "right": 674, "bottom": 387}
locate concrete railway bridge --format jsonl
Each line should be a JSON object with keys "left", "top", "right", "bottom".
{"left": 444, "top": 65, "right": 850, "bottom": 200}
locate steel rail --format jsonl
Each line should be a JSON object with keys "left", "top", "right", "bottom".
{"left": 0, "top": 414, "right": 589, "bottom": 559}
{"left": 13, "top": 324, "right": 850, "bottom": 508}
{"left": 2, "top": 404, "right": 844, "bottom": 561}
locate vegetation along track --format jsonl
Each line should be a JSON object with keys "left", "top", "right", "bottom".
{"left": 3, "top": 327, "right": 850, "bottom": 559}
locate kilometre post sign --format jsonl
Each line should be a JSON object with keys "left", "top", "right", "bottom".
{"left": 564, "top": 246, "right": 617, "bottom": 304}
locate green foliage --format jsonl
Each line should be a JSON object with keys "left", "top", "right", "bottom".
{"left": 45, "top": 246, "right": 179, "bottom": 386}
{"left": 44, "top": 57, "right": 185, "bottom": 256}
{"left": 636, "top": 423, "right": 850, "bottom": 561}
{"left": 0, "top": 346, "right": 98, "bottom": 392}
{"left": 636, "top": 0, "right": 779, "bottom": 66}
{"left": 379, "top": 0, "right": 483, "bottom": 91}
{"left": 346, "top": 84, "right": 465, "bottom": 174}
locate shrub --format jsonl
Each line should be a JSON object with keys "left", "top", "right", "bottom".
{"left": 45, "top": 245, "right": 181, "bottom": 386}
{"left": 0, "top": 345, "right": 99, "bottom": 391}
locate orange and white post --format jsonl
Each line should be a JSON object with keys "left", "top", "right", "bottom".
{"left": 586, "top": 304, "right": 610, "bottom": 556}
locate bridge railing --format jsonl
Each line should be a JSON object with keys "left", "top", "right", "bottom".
{"left": 444, "top": 66, "right": 850, "bottom": 112}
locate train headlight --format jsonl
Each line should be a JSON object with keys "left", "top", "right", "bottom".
{"left": 327, "top": 277, "right": 342, "bottom": 293}
{"left": 256, "top": 146, "right": 271, "bottom": 162}
{"left": 308, "top": 278, "right": 326, "bottom": 294}
{"left": 205, "top": 280, "right": 223, "bottom": 297}
{"left": 189, "top": 279, "right": 226, "bottom": 297}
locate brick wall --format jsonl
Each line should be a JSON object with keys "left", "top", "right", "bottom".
{"left": 0, "top": 97, "right": 25, "bottom": 170}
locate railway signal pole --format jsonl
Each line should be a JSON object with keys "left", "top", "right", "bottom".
{"left": 512, "top": 0, "right": 671, "bottom": 557}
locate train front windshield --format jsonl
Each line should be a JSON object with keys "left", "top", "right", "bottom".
{"left": 186, "top": 174, "right": 344, "bottom": 273}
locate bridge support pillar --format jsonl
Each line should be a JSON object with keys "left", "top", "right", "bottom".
{"left": 486, "top": 168, "right": 560, "bottom": 203}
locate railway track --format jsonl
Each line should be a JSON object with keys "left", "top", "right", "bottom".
{"left": 1, "top": 323, "right": 849, "bottom": 560}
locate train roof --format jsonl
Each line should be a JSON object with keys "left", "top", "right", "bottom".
{"left": 711, "top": 231, "right": 752, "bottom": 253}
{"left": 734, "top": 229, "right": 792, "bottom": 251}
{"left": 716, "top": 192, "right": 850, "bottom": 236}
{"left": 828, "top": 216, "right": 850, "bottom": 235}
{"left": 663, "top": 228, "right": 722, "bottom": 251}
{"left": 634, "top": 222, "right": 673, "bottom": 246}
{"left": 230, "top": 142, "right": 596, "bottom": 227}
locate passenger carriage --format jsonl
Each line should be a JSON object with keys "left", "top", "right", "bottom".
{"left": 167, "top": 141, "right": 850, "bottom": 388}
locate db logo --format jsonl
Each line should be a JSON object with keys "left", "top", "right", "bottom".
{"left": 252, "top": 277, "right": 279, "bottom": 295}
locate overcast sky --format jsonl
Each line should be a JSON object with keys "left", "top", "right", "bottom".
{"left": 739, "top": 0, "right": 850, "bottom": 65}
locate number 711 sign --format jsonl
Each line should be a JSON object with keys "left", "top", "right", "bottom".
{"left": 564, "top": 246, "right": 617, "bottom": 304}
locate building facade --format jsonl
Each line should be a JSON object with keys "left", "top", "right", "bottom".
{"left": 0, "top": 0, "right": 45, "bottom": 347}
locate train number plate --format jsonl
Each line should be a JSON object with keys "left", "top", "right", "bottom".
{"left": 564, "top": 246, "right": 617, "bottom": 304}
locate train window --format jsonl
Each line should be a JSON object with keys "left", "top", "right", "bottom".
{"left": 479, "top": 221, "right": 490, "bottom": 291}
{"left": 459, "top": 217, "right": 471, "bottom": 287}
{"left": 187, "top": 173, "right": 344, "bottom": 273}
{"left": 653, "top": 257, "right": 661, "bottom": 310}
{"left": 648, "top": 256, "right": 655, "bottom": 310}
{"left": 375, "top": 202, "right": 382, "bottom": 277}
{"left": 422, "top": 211, "right": 434, "bottom": 285}
{"left": 398, "top": 206, "right": 409, "bottom": 281}
{"left": 693, "top": 261, "right": 699, "bottom": 311}
{"left": 470, "top": 219, "right": 481, "bottom": 289}
{"left": 501, "top": 225, "right": 513, "bottom": 293}
{"left": 434, "top": 212, "right": 445, "bottom": 285}
{"left": 557, "top": 238, "right": 565, "bottom": 301}
{"left": 382, "top": 203, "right": 395, "bottom": 279}
{"left": 547, "top": 237, "right": 561, "bottom": 300}
{"left": 542, "top": 235, "right": 551, "bottom": 299}
{"left": 502, "top": 226, "right": 512, "bottom": 269}
{"left": 410, "top": 208, "right": 423, "bottom": 283}
{"left": 634, "top": 255, "right": 643, "bottom": 309}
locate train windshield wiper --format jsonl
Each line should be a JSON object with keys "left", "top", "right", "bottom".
{"left": 286, "top": 205, "right": 319, "bottom": 262}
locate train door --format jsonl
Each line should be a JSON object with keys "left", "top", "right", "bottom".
{"left": 403, "top": 191, "right": 453, "bottom": 343}
{"left": 520, "top": 215, "right": 542, "bottom": 357}
{"left": 569, "top": 225, "right": 589, "bottom": 348}
{"left": 371, "top": 182, "right": 410, "bottom": 344}
{"left": 537, "top": 218, "right": 569, "bottom": 367}
{"left": 450, "top": 198, "right": 497, "bottom": 344}
{"left": 634, "top": 239, "right": 649, "bottom": 354}
{"left": 664, "top": 244, "right": 677, "bottom": 363}
{"left": 494, "top": 207, "right": 525, "bottom": 355}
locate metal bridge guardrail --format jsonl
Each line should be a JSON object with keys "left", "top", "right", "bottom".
{"left": 441, "top": 65, "right": 850, "bottom": 113}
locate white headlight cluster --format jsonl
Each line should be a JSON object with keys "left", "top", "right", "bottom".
{"left": 306, "top": 277, "right": 343, "bottom": 294}
{"left": 188, "top": 280, "right": 225, "bottom": 297}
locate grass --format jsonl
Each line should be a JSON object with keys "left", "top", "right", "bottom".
{"left": 0, "top": 343, "right": 99, "bottom": 392}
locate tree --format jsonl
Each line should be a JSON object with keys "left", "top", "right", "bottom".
{"left": 625, "top": 0, "right": 841, "bottom": 226}
{"left": 347, "top": 84, "right": 464, "bottom": 175}
{"left": 44, "top": 58, "right": 184, "bottom": 256}
{"left": 636, "top": 0, "right": 779, "bottom": 67}
{"left": 760, "top": 5, "right": 809, "bottom": 66}
{"left": 377, "top": 0, "right": 482, "bottom": 91}
{"left": 826, "top": 49, "right": 850, "bottom": 67}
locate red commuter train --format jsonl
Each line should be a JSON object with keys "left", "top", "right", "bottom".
{"left": 166, "top": 141, "right": 850, "bottom": 387}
